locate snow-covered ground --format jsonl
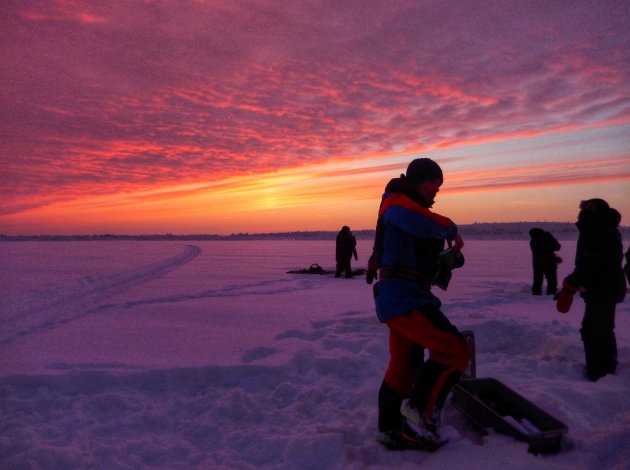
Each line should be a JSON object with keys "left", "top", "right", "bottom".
{"left": 1, "top": 239, "right": 629, "bottom": 469}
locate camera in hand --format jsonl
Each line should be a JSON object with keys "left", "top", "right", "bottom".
{"left": 439, "top": 248, "right": 465, "bottom": 270}
{"left": 433, "top": 248, "right": 465, "bottom": 290}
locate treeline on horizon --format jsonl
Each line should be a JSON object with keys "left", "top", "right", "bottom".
{"left": 3, "top": 222, "right": 628, "bottom": 242}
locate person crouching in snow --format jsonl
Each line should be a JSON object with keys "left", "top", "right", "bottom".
{"left": 556, "top": 198, "right": 626, "bottom": 381}
{"left": 369, "top": 158, "right": 469, "bottom": 451}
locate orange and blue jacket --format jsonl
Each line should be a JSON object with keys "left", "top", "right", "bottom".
{"left": 373, "top": 190, "right": 458, "bottom": 322}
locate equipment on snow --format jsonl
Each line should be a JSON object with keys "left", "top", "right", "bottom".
{"left": 287, "top": 263, "right": 368, "bottom": 276}
{"left": 451, "top": 331, "right": 568, "bottom": 454}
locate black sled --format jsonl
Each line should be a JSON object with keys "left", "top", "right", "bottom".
{"left": 453, "top": 331, "right": 568, "bottom": 454}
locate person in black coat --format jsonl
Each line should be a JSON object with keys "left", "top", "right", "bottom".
{"left": 556, "top": 199, "right": 627, "bottom": 381}
{"left": 529, "top": 228, "right": 562, "bottom": 295}
{"left": 335, "top": 226, "right": 358, "bottom": 278}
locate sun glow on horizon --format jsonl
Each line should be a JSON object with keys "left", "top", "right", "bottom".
{"left": 2, "top": 125, "right": 629, "bottom": 236}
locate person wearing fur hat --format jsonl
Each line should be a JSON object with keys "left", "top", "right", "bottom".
{"left": 556, "top": 198, "right": 627, "bottom": 381}
{"left": 369, "top": 158, "right": 469, "bottom": 450}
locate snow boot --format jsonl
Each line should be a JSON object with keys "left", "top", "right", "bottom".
{"left": 378, "top": 381, "right": 404, "bottom": 433}
{"left": 377, "top": 422, "right": 446, "bottom": 452}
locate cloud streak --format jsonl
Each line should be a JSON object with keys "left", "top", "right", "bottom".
{"left": 1, "top": 0, "right": 629, "bottom": 231}
{"left": 445, "top": 158, "right": 630, "bottom": 193}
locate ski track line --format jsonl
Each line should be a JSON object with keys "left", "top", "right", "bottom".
{"left": 121, "top": 278, "right": 311, "bottom": 309}
{"left": 0, "top": 245, "right": 201, "bottom": 344}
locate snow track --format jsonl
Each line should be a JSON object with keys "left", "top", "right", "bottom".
{"left": 0, "top": 244, "right": 201, "bottom": 344}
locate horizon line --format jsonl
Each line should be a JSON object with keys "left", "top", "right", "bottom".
{"left": 4, "top": 221, "right": 628, "bottom": 240}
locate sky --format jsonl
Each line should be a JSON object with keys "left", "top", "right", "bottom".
{"left": 1, "top": 0, "right": 629, "bottom": 235}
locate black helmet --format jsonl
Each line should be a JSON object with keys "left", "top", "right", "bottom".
{"left": 406, "top": 158, "right": 443, "bottom": 184}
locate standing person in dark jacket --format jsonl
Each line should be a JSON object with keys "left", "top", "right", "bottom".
{"left": 556, "top": 198, "right": 627, "bottom": 381}
{"left": 370, "top": 158, "right": 469, "bottom": 451}
{"left": 335, "top": 226, "right": 358, "bottom": 278}
{"left": 529, "top": 227, "right": 562, "bottom": 295}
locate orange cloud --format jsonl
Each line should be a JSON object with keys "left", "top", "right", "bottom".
{"left": 2, "top": 1, "right": 630, "bottom": 233}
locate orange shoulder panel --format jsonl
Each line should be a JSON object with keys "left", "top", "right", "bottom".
{"left": 378, "top": 193, "right": 453, "bottom": 227}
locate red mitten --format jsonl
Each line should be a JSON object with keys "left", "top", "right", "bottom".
{"left": 555, "top": 280, "right": 578, "bottom": 313}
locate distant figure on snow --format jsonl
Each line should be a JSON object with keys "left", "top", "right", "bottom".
{"left": 555, "top": 199, "right": 626, "bottom": 381}
{"left": 335, "top": 226, "right": 358, "bottom": 278}
{"left": 529, "top": 227, "right": 561, "bottom": 295}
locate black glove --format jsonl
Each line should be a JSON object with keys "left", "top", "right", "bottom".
{"left": 366, "top": 255, "right": 378, "bottom": 284}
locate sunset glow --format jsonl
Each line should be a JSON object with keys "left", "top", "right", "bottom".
{"left": 1, "top": 1, "right": 629, "bottom": 235}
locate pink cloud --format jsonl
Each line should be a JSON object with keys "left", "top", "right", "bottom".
{"left": 1, "top": 0, "right": 629, "bottom": 219}
{"left": 444, "top": 158, "right": 630, "bottom": 193}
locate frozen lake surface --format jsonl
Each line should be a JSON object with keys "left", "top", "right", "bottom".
{"left": 1, "top": 239, "right": 629, "bottom": 469}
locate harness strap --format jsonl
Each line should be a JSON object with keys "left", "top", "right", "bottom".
{"left": 377, "top": 268, "right": 431, "bottom": 288}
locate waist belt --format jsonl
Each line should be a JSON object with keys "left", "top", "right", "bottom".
{"left": 377, "top": 268, "right": 431, "bottom": 287}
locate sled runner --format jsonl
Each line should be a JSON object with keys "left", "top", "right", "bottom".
{"left": 461, "top": 330, "right": 476, "bottom": 379}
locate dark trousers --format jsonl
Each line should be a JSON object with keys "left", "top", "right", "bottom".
{"left": 335, "top": 257, "right": 353, "bottom": 278}
{"left": 532, "top": 263, "right": 558, "bottom": 295}
{"left": 378, "top": 305, "right": 469, "bottom": 432}
{"left": 581, "top": 300, "right": 618, "bottom": 380}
